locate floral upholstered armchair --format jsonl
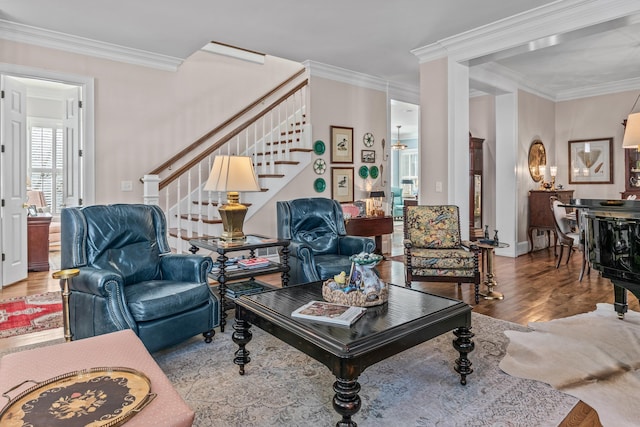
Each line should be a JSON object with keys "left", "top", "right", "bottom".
{"left": 404, "top": 205, "right": 481, "bottom": 304}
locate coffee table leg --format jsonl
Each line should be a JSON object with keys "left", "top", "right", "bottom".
{"left": 232, "top": 316, "right": 252, "bottom": 376}
{"left": 332, "top": 377, "right": 361, "bottom": 427}
{"left": 453, "top": 326, "right": 474, "bottom": 385}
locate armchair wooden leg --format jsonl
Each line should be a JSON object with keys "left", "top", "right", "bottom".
{"left": 203, "top": 329, "right": 215, "bottom": 343}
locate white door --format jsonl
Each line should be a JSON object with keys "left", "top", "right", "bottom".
{"left": 62, "top": 86, "right": 82, "bottom": 207}
{"left": 1, "top": 76, "right": 28, "bottom": 286}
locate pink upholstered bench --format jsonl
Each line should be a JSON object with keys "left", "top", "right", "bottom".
{"left": 0, "top": 330, "right": 194, "bottom": 427}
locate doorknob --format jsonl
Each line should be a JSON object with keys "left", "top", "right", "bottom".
{"left": 22, "top": 203, "right": 29, "bottom": 208}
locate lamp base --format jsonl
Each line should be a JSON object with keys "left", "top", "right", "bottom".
{"left": 218, "top": 192, "right": 248, "bottom": 242}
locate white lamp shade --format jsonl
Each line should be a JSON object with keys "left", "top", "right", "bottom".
{"left": 623, "top": 112, "right": 640, "bottom": 148}
{"left": 204, "top": 155, "right": 261, "bottom": 192}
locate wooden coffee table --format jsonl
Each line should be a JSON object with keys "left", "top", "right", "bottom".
{"left": 232, "top": 282, "right": 474, "bottom": 427}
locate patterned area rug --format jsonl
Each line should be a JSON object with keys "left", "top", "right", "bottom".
{"left": 154, "top": 311, "right": 577, "bottom": 426}
{"left": 0, "top": 292, "right": 62, "bottom": 339}
{"left": 500, "top": 303, "right": 640, "bottom": 427}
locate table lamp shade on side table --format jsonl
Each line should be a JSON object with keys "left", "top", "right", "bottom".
{"left": 204, "top": 155, "right": 261, "bottom": 242}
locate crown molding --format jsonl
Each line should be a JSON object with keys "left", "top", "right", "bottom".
{"left": 0, "top": 19, "right": 183, "bottom": 71}
{"left": 412, "top": 0, "right": 640, "bottom": 63}
{"left": 303, "top": 60, "right": 419, "bottom": 101}
{"left": 556, "top": 77, "right": 640, "bottom": 101}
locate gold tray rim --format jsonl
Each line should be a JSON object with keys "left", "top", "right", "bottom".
{"left": 1, "top": 366, "right": 154, "bottom": 427}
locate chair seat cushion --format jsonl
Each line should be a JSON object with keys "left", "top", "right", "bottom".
{"left": 315, "top": 254, "right": 354, "bottom": 280}
{"left": 410, "top": 248, "right": 476, "bottom": 270}
{"left": 125, "top": 281, "right": 211, "bottom": 322}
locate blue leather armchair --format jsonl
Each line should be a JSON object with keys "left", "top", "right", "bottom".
{"left": 61, "top": 204, "right": 219, "bottom": 352}
{"left": 276, "top": 198, "right": 375, "bottom": 284}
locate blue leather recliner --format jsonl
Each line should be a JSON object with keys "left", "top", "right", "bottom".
{"left": 276, "top": 198, "right": 375, "bottom": 284}
{"left": 61, "top": 204, "right": 219, "bottom": 352}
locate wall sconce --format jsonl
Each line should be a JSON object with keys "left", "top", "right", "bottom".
{"left": 204, "top": 155, "right": 261, "bottom": 242}
{"left": 538, "top": 165, "right": 546, "bottom": 190}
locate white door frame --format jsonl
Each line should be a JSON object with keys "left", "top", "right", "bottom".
{"left": 0, "top": 63, "right": 94, "bottom": 287}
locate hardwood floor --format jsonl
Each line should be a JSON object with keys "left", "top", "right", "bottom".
{"left": 2, "top": 239, "right": 637, "bottom": 426}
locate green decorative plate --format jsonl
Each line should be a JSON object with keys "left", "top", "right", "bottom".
{"left": 314, "top": 178, "right": 326, "bottom": 193}
{"left": 369, "top": 165, "right": 379, "bottom": 179}
{"left": 359, "top": 165, "right": 369, "bottom": 179}
{"left": 313, "top": 140, "right": 325, "bottom": 155}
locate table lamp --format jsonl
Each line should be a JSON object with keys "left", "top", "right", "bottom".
{"left": 204, "top": 155, "right": 261, "bottom": 242}
{"left": 369, "top": 190, "right": 385, "bottom": 217}
{"left": 623, "top": 112, "right": 640, "bottom": 150}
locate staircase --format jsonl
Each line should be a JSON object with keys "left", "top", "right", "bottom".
{"left": 142, "top": 70, "right": 311, "bottom": 252}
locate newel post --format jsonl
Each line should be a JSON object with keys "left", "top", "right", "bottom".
{"left": 142, "top": 174, "right": 160, "bottom": 205}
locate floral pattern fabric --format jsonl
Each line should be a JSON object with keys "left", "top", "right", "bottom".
{"left": 405, "top": 205, "right": 461, "bottom": 249}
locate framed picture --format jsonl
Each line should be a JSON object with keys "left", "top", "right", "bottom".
{"left": 331, "top": 167, "right": 354, "bottom": 203}
{"left": 361, "top": 149, "right": 375, "bottom": 163}
{"left": 27, "top": 205, "right": 37, "bottom": 216}
{"left": 330, "top": 126, "right": 353, "bottom": 163}
{"left": 568, "top": 137, "right": 613, "bottom": 184}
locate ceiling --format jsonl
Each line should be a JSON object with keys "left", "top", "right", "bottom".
{"left": 2, "top": 1, "right": 640, "bottom": 140}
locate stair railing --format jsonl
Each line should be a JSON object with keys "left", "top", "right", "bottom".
{"left": 143, "top": 71, "right": 309, "bottom": 251}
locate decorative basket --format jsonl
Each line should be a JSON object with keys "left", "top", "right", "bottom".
{"left": 322, "top": 279, "right": 389, "bottom": 307}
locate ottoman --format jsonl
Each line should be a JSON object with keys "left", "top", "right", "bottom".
{"left": 0, "top": 329, "right": 194, "bottom": 426}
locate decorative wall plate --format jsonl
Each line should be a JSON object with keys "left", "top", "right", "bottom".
{"left": 358, "top": 165, "right": 369, "bottom": 179}
{"left": 314, "top": 178, "right": 326, "bottom": 192}
{"left": 369, "top": 165, "right": 379, "bottom": 179}
{"left": 313, "top": 158, "right": 327, "bottom": 174}
{"left": 363, "top": 132, "right": 374, "bottom": 147}
{"left": 313, "top": 140, "right": 326, "bottom": 155}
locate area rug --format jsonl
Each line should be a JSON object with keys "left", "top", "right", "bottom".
{"left": 0, "top": 292, "right": 62, "bottom": 338}
{"left": 153, "top": 312, "right": 577, "bottom": 426}
{"left": 500, "top": 303, "right": 640, "bottom": 427}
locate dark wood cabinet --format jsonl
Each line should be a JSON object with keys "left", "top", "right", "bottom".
{"left": 469, "top": 134, "right": 484, "bottom": 240}
{"left": 528, "top": 190, "right": 573, "bottom": 252}
{"left": 27, "top": 215, "right": 51, "bottom": 271}
{"left": 622, "top": 148, "right": 640, "bottom": 199}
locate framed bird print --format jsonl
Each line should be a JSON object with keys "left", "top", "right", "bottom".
{"left": 331, "top": 167, "right": 354, "bottom": 203}
{"left": 330, "top": 126, "right": 353, "bottom": 164}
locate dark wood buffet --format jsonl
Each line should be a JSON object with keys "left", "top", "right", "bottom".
{"left": 528, "top": 190, "right": 574, "bottom": 252}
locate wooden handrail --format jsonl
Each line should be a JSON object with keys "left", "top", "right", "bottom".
{"left": 159, "top": 78, "right": 308, "bottom": 190}
{"left": 147, "top": 67, "right": 306, "bottom": 177}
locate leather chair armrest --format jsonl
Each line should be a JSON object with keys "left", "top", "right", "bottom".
{"left": 338, "top": 236, "right": 375, "bottom": 255}
{"left": 160, "top": 254, "right": 213, "bottom": 283}
{"left": 288, "top": 241, "right": 320, "bottom": 281}
{"left": 70, "top": 267, "right": 124, "bottom": 297}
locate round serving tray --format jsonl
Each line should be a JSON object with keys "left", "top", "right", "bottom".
{"left": 0, "top": 367, "right": 155, "bottom": 427}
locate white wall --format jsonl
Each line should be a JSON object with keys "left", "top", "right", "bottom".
{"left": 245, "top": 76, "right": 388, "bottom": 238}
{"left": 556, "top": 90, "right": 635, "bottom": 199}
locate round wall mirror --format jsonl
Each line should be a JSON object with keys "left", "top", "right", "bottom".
{"left": 528, "top": 140, "right": 547, "bottom": 182}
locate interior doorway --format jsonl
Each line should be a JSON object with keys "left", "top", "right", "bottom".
{"left": 0, "top": 69, "right": 94, "bottom": 287}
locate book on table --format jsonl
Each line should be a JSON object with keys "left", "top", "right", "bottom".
{"left": 238, "top": 257, "right": 270, "bottom": 269}
{"left": 291, "top": 300, "right": 367, "bottom": 327}
{"left": 225, "top": 281, "right": 266, "bottom": 298}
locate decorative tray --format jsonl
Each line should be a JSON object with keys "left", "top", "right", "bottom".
{"left": 0, "top": 367, "right": 155, "bottom": 427}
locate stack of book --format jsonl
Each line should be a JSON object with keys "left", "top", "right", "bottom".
{"left": 225, "top": 281, "right": 266, "bottom": 298}
{"left": 238, "top": 257, "right": 270, "bottom": 269}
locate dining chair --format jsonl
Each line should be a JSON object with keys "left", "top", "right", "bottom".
{"left": 550, "top": 196, "right": 589, "bottom": 280}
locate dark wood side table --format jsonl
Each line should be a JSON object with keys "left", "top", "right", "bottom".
{"left": 232, "top": 282, "right": 474, "bottom": 427}
{"left": 188, "top": 234, "right": 290, "bottom": 332}
{"left": 344, "top": 215, "right": 393, "bottom": 255}
{"left": 27, "top": 215, "right": 52, "bottom": 271}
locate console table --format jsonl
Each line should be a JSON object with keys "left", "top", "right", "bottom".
{"left": 345, "top": 215, "right": 393, "bottom": 255}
